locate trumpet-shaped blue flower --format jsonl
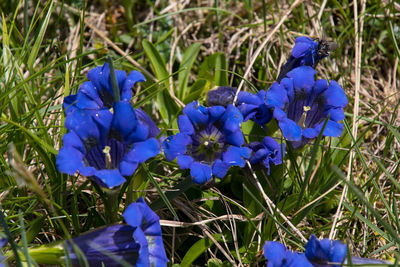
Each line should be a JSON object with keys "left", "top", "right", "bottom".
{"left": 248, "top": 137, "right": 285, "bottom": 174}
{"left": 264, "top": 241, "right": 312, "bottom": 267}
{"left": 237, "top": 90, "right": 272, "bottom": 126}
{"left": 162, "top": 101, "right": 251, "bottom": 184}
{"left": 67, "top": 197, "right": 168, "bottom": 267}
{"left": 277, "top": 37, "right": 337, "bottom": 82}
{"left": 57, "top": 101, "right": 160, "bottom": 188}
{"left": 64, "top": 63, "right": 145, "bottom": 114}
{"left": 305, "top": 234, "right": 346, "bottom": 267}
{"left": 264, "top": 235, "right": 388, "bottom": 267}
{"left": 266, "top": 66, "right": 348, "bottom": 149}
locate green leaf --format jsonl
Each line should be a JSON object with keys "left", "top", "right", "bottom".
{"left": 214, "top": 53, "right": 228, "bottom": 86}
{"left": 183, "top": 79, "right": 207, "bottom": 104}
{"left": 181, "top": 234, "right": 222, "bottom": 267}
{"left": 142, "top": 39, "right": 179, "bottom": 125}
{"left": 177, "top": 43, "right": 201, "bottom": 99}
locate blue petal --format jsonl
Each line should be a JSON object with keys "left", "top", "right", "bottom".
{"left": 312, "top": 79, "right": 328, "bottom": 97}
{"left": 121, "top": 70, "right": 145, "bottom": 101}
{"left": 324, "top": 107, "right": 345, "bottom": 121}
{"left": 279, "top": 118, "right": 302, "bottom": 141}
{"left": 126, "top": 123, "right": 149, "bottom": 144}
{"left": 266, "top": 82, "right": 288, "bottom": 109}
{"left": 119, "top": 161, "right": 139, "bottom": 176}
{"left": 178, "top": 115, "right": 195, "bottom": 135}
{"left": 237, "top": 91, "right": 263, "bottom": 106}
{"left": 273, "top": 108, "right": 288, "bottom": 120}
{"left": 212, "top": 159, "right": 230, "bottom": 178}
{"left": 64, "top": 110, "right": 100, "bottom": 141}
{"left": 76, "top": 81, "right": 102, "bottom": 109}
{"left": 177, "top": 155, "right": 194, "bottom": 169}
{"left": 56, "top": 146, "right": 84, "bottom": 175}
{"left": 287, "top": 66, "right": 316, "bottom": 91}
{"left": 63, "top": 95, "right": 78, "bottom": 115}
{"left": 302, "top": 127, "right": 319, "bottom": 139}
{"left": 93, "top": 169, "right": 126, "bottom": 188}
{"left": 324, "top": 81, "right": 348, "bottom": 107}
{"left": 263, "top": 241, "right": 287, "bottom": 265}
{"left": 190, "top": 162, "right": 212, "bottom": 184}
{"left": 123, "top": 138, "right": 160, "bottom": 164}
{"left": 112, "top": 101, "right": 138, "bottom": 139}
{"left": 183, "top": 101, "right": 209, "bottom": 127}
{"left": 136, "top": 108, "right": 160, "bottom": 138}
{"left": 315, "top": 120, "right": 344, "bottom": 137}
{"left": 62, "top": 131, "right": 85, "bottom": 154}
{"left": 207, "top": 86, "right": 236, "bottom": 106}
{"left": 87, "top": 64, "right": 111, "bottom": 95}
{"left": 221, "top": 104, "right": 243, "bottom": 133}
{"left": 208, "top": 105, "right": 225, "bottom": 124}
{"left": 292, "top": 41, "right": 314, "bottom": 58}
{"left": 67, "top": 224, "right": 140, "bottom": 266}
{"left": 222, "top": 146, "right": 250, "bottom": 167}
{"left": 162, "top": 133, "right": 192, "bottom": 161}
{"left": 225, "top": 130, "right": 244, "bottom": 147}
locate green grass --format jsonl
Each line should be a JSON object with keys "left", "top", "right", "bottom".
{"left": 0, "top": 0, "right": 399, "bottom": 266}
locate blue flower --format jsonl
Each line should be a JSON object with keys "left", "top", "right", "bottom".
{"left": 206, "top": 86, "right": 236, "bottom": 107}
{"left": 305, "top": 234, "right": 346, "bottom": 267}
{"left": 64, "top": 62, "right": 145, "bottom": 114}
{"left": 162, "top": 101, "right": 251, "bottom": 184}
{"left": 237, "top": 90, "right": 272, "bottom": 126}
{"left": 57, "top": 101, "right": 160, "bottom": 188}
{"left": 248, "top": 137, "right": 285, "bottom": 174}
{"left": 277, "top": 37, "right": 337, "bottom": 82}
{"left": 266, "top": 66, "right": 348, "bottom": 149}
{"left": 67, "top": 197, "right": 168, "bottom": 267}
{"left": 264, "top": 241, "right": 313, "bottom": 267}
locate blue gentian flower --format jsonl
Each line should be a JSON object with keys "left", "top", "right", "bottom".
{"left": 64, "top": 62, "right": 145, "bottom": 114}
{"left": 162, "top": 101, "right": 251, "bottom": 184}
{"left": 277, "top": 37, "right": 337, "bottom": 82}
{"left": 207, "top": 86, "right": 272, "bottom": 127}
{"left": 248, "top": 137, "right": 285, "bottom": 174}
{"left": 57, "top": 101, "right": 160, "bottom": 188}
{"left": 67, "top": 197, "right": 168, "bottom": 267}
{"left": 305, "top": 234, "right": 346, "bottom": 267}
{"left": 264, "top": 236, "right": 389, "bottom": 267}
{"left": 237, "top": 90, "right": 272, "bottom": 126}
{"left": 206, "top": 86, "right": 236, "bottom": 107}
{"left": 266, "top": 66, "right": 348, "bottom": 149}
{"left": 264, "top": 241, "right": 313, "bottom": 267}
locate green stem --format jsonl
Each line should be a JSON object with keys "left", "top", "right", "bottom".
{"left": 104, "top": 189, "right": 120, "bottom": 224}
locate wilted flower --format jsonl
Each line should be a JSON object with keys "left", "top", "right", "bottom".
{"left": 162, "top": 101, "right": 251, "bottom": 184}
{"left": 266, "top": 66, "right": 348, "bottom": 149}
{"left": 277, "top": 36, "right": 337, "bottom": 82}
{"left": 248, "top": 137, "right": 285, "bottom": 174}
{"left": 57, "top": 101, "right": 160, "bottom": 188}
{"left": 206, "top": 86, "right": 236, "bottom": 107}
{"left": 64, "top": 62, "right": 145, "bottom": 114}
{"left": 67, "top": 197, "right": 168, "bottom": 267}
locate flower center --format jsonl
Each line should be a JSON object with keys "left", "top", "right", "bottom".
{"left": 298, "top": 106, "right": 311, "bottom": 128}
{"left": 85, "top": 138, "right": 126, "bottom": 170}
{"left": 191, "top": 125, "right": 226, "bottom": 163}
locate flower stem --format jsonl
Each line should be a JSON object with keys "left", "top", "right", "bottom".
{"left": 106, "top": 57, "right": 121, "bottom": 102}
{"left": 104, "top": 189, "right": 120, "bottom": 224}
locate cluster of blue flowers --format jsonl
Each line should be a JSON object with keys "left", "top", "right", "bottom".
{"left": 264, "top": 235, "right": 388, "bottom": 267}
{"left": 52, "top": 36, "right": 355, "bottom": 266}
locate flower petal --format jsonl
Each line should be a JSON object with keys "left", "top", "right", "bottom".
{"left": 183, "top": 101, "right": 209, "bottom": 127}
{"left": 56, "top": 147, "right": 84, "bottom": 175}
{"left": 112, "top": 101, "right": 138, "bottom": 139}
{"left": 190, "top": 162, "right": 212, "bottom": 184}
{"left": 225, "top": 130, "right": 244, "bottom": 147}
{"left": 287, "top": 66, "right": 316, "bottom": 92}
{"left": 266, "top": 82, "right": 288, "bottom": 109}
{"left": 325, "top": 81, "right": 348, "bottom": 108}
{"left": 279, "top": 118, "right": 302, "bottom": 141}
{"left": 121, "top": 70, "right": 145, "bottom": 101}
{"left": 212, "top": 159, "right": 230, "bottom": 178}
{"left": 221, "top": 104, "right": 243, "bottom": 133}
{"left": 119, "top": 161, "right": 139, "bottom": 176}
{"left": 123, "top": 138, "right": 160, "bottom": 164}
{"left": 136, "top": 108, "right": 160, "bottom": 138}
{"left": 314, "top": 120, "right": 344, "bottom": 137}
{"left": 93, "top": 169, "right": 126, "bottom": 188}
{"left": 178, "top": 115, "right": 195, "bottom": 135}
{"left": 162, "top": 133, "right": 191, "bottom": 161}
{"left": 177, "top": 155, "right": 194, "bottom": 169}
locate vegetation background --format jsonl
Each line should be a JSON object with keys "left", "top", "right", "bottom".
{"left": 0, "top": 0, "right": 399, "bottom": 266}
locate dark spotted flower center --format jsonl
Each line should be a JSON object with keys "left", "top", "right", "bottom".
{"left": 191, "top": 125, "right": 226, "bottom": 163}
{"left": 84, "top": 138, "right": 126, "bottom": 170}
